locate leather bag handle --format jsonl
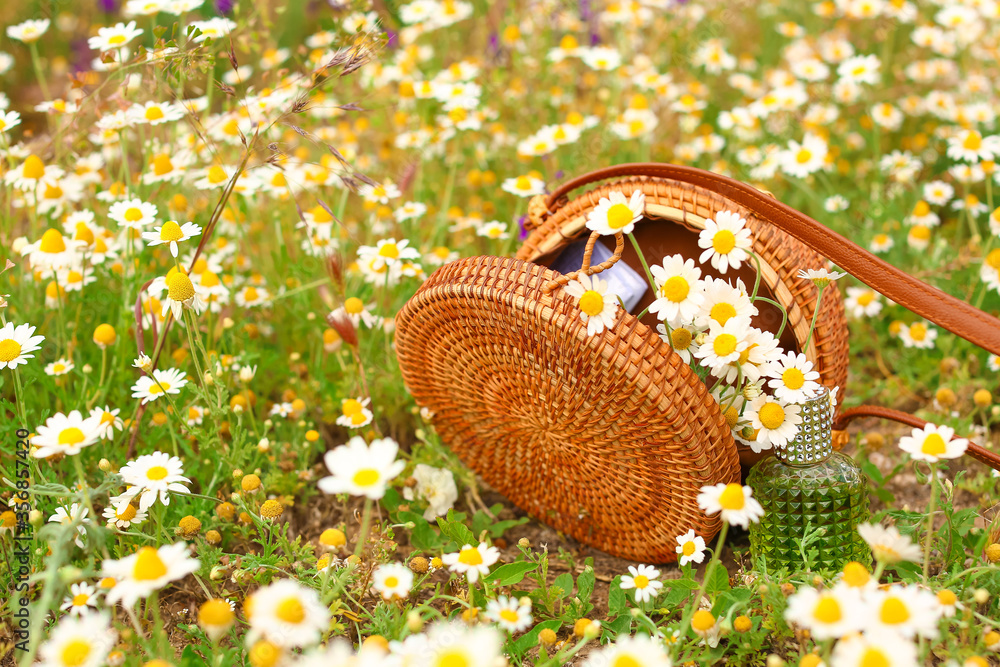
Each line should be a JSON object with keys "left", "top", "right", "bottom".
{"left": 542, "top": 163, "right": 1000, "bottom": 357}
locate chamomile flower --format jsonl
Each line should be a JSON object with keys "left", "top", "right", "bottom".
{"left": 485, "top": 595, "right": 533, "bottom": 633}
{"left": 784, "top": 583, "right": 864, "bottom": 640}
{"left": 141, "top": 220, "right": 201, "bottom": 257}
{"left": 243, "top": 579, "right": 331, "bottom": 649}
{"left": 697, "top": 210, "right": 752, "bottom": 273}
{"left": 837, "top": 54, "right": 881, "bottom": 85}
{"left": 697, "top": 482, "right": 765, "bottom": 528}
{"left": 857, "top": 523, "right": 922, "bottom": 563}
{"left": 162, "top": 272, "right": 206, "bottom": 319}
{"left": 234, "top": 285, "right": 270, "bottom": 309}
{"left": 331, "top": 391, "right": 372, "bottom": 425}
{"left": 585, "top": 190, "right": 645, "bottom": 236}
{"left": 844, "top": 287, "right": 883, "bottom": 318}
{"left": 108, "top": 198, "right": 158, "bottom": 230}
{"left": 358, "top": 181, "right": 402, "bottom": 204}
{"left": 103, "top": 543, "right": 199, "bottom": 607}
{"left": 781, "top": 133, "right": 829, "bottom": 178}
{"left": 869, "top": 233, "right": 895, "bottom": 253}
{"left": 477, "top": 221, "right": 510, "bottom": 240}
{"left": 357, "top": 238, "right": 420, "bottom": 269}
{"left": 441, "top": 543, "right": 500, "bottom": 583}
{"left": 899, "top": 321, "right": 937, "bottom": 349}
{"left": 6, "top": 19, "right": 50, "bottom": 43}
{"left": 990, "top": 355, "right": 1000, "bottom": 372}
{"left": 118, "top": 450, "right": 191, "bottom": 510}
{"left": 0, "top": 321, "right": 45, "bottom": 369}
{"left": 675, "top": 529, "right": 707, "bottom": 566}
{"left": 947, "top": 129, "right": 998, "bottom": 163}
{"left": 131, "top": 367, "right": 188, "bottom": 404}
{"left": 21, "top": 228, "right": 83, "bottom": 273}
{"left": 580, "top": 634, "right": 672, "bottom": 667}
{"left": 564, "top": 273, "right": 620, "bottom": 336}
{"left": 866, "top": 585, "right": 941, "bottom": 639}
{"left": 619, "top": 564, "right": 663, "bottom": 603}
{"left": 188, "top": 17, "right": 237, "bottom": 42}
{"left": 318, "top": 436, "right": 405, "bottom": 499}
{"left": 103, "top": 496, "right": 147, "bottom": 530}
{"left": 49, "top": 504, "right": 89, "bottom": 548}
{"left": 44, "top": 358, "right": 74, "bottom": 377}
{"left": 0, "top": 110, "right": 22, "bottom": 134}
{"left": 797, "top": 268, "right": 846, "bottom": 287}
{"left": 648, "top": 255, "right": 705, "bottom": 326}
{"left": 60, "top": 582, "right": 100, "bottom": 616}
{"left": 693, "top": 317, "right": 751, "bottom": 369}
{"left": 372, "top": 563, "right": 413, "bottom": 601}
{"left": 31, "top": 410, "right": 103, "bottom": 458}
{"left": 37, "top": 611, "right": 116, "bottom": 667}
{"left": 501, "top": 174, "right": 545, "bottom": 197}
{"left": 657, "top": 322, "right": 701, "bottom": 363}
{"left": 897, "top": 423, "right": 968, "bottom": 462}
{"left": 746, "top": 394, "right": 802, "bottom": 451}
{"left": 767, "top": 352, "right": 821, "bottom": 403}
{"left": 830, "top": 631, "right": 918, "bottom": 667}
{"left": 88, "top": 21, "right": 144, "bottom": 52}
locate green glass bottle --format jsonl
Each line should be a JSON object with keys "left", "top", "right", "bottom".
{"left": 747, "top": 385, "right": 871, "bottom": 571}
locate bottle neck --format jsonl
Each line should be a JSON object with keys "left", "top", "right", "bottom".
{"left": 774, "top": 385, "right": 833, "bottom": 467}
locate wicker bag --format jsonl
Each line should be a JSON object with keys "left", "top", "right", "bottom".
{"left": 395, "top": 163, "right": 1000, "bottom": 563}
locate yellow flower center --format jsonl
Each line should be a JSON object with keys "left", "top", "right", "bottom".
{"left": 39, "top": 228, "right": 67, "bottom": 253}
{"left": 612, "top": 657, "right": 642, "bottom": 667}
{"left": 23, "top": 154, "right": 45, "bottom": 180}
{"left": 796, "top": 148, "right": 813, "bottom": 164}
{"left": 146, "top": 465, "right": 169, "bottom": 480}
{"left": 201, "top": 271, "right": 220, "bottom": 288}
{"left": 133, "top": 547, "right": 168, "bottom": 581}
{"left": 276, "top": 597, "right": 305, "bottom": 624}
{"left": 910, "top": 225, "right": 931, "bottom": 241}
{"left": 758, "top": 402, "right": 786, "bottom": 430}
{"left": 937, "top": 589, "right": 957, "bottom": 606}
{"left": 842, "top": 562, "right": 870, "bottom": 587}
{"left": 60, "top": 639, "right": 92, "bottom": 667}
{"left": 378, "top": 243, "right": 400, "bottom": 259}
{"left": 384, "top": 576, "right": 399, "bottom": 588}
{"left": 352, "top": 469, "right": 380, "bottom": 487}
{"left": 912, "top": 200, "right": 930, "bottom": 217}
{"left": 43, "top": 183, "right": 63, "bottom": 199}
{"left": 909, "top": 323, "right": 927, "bottom": 341}
{"left": 72, "top": 593, "right": 90, "bottom": 606}
{"left": 857, "top": 291, "right": 875, "bottom": 306}
{"left": 457, "top": 546, "right": 483, "bottom": 566}
{"left": 713, "top": 333, "right": 738, "bottom": 356}
{"left": 782, "top": 367, "right": 805, "bottom": 390}
{"left": 148, "top": 382, "right": 170, "bottom": 394}
{"left": 578, "top": 290, "right": 605, "bottom": 317}
{"left": 343, "top": 399, "right": 364, "bottom": 416}
{"left": 207, "top": 165, "right": 228, "bottom": 184}
{"left": 879, "top": 597, "right": 910, "bottom": 625}
{"left": 344, "top": 297, "right": 364, "bottom": 315}
{"left": 152, "top": 153, "right": 174, "bottom": 175}
{"left": 159, "top": 220, "right": 184, "bottom": 242}
{"left": 671, "top": 327, "right": 692, "bottom": 350}
{"left": 718, "top": 483, "right": 746, "bottom": 510}
{"left": 712, "top": 229, "right": 737, "bottom": 253}
{"left": 124, "top": 207, "right": 144, "bottom": 222}
{"left": 249, "top": 640, "right": 281, "bottom": 667}
{"left": 117, "top": 504, "right": 137, "bottom": 521}
{"left": 661, "top": 276, "right": 690, "bottom": 302}
{"left": 963, "top": 131, "right": 982, "bottom": 151}
{"left": 606, "top": 202, "right": 634, "bottom": 230}
{"left": 108, "top": 34, "right": 128, "bottom": 45}
{"left": 58, "top": 427, "right": 86, "bottom": 445}
{"left": 682, "top": 541, "right": 696, "bottom": 556}
{"left": 986, "top": 249, "right": 1000, "bottom": 269}
{"left": 921, "top": 433, "right": 947, "bottom": 456}
{"left": 145, "top": 106, "right": 165, "bottom": 121}
{"left": 724, "top": 405, "right": 739, "bottom": 428}
{"left": 633, "top": 574, "right": 649, "bottom": 588}
{"left": 691, "top": 609, "right": 716, "bottom": 632}
{"left": 813, "top": 595, "right": 842, "bottom": 623}
{"left": 500, "top": 609, "right": 520, "bottom": 622}
{"left": 710, "top": 302, "right": 737, "bottom": 325}
{"left": 515, "top": 175, "right": 532, "bottom": 190}
{"left": 167, "top": 272, "right": 196, "bottom": 302}
{"left": 0, "top": 339, "right": 22, "bottom": 363}
{"left": 435, "top": 649, "right": 471, "bottom": 667}
{"left": 858, "top": 648, "right": 890, "bottom": 667}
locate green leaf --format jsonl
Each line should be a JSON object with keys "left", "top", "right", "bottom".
{"left": 436, "top": 513, "right": 476, "bottom": 548}
{"left": 489, "top": 561, "right": 538, "bottom": 587}
{"left": 608, "top": 575, "right": 627, "bottom": 615}
{"left": 601, "top": 614, "right": 632, "bottom": 641}
{"left": 511, "top": 619, "right": 561, "bottom": 656}
{"left": 706, "top": 564, "right": 730, "bottom": 594}
{"left": 577, "top": 562, "right": 595, "bottom": 603}
{"left": 180, "top": 645, "right": 203, "bottom": 667}
{"left": 399, "top": 511, "right": 442, "bottom": 551}
{"left": 552, "top": 572, "right": 573, "bottom": 599}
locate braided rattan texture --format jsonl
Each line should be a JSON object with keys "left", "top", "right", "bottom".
{"left": 519, "top": 176, "right": 850, "bottom": 414}
{"left": 395, "top": 255, "right": 742, "bottom": 562}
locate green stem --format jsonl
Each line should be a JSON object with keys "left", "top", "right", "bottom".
{"left": 802, "top": 285, "right": 827, "bottom": 354}
{"left": 679, "top": 520, "right": 729, "bottom": 641}
{"left": 922, "top": 462, "right": 938, "bottom": 581}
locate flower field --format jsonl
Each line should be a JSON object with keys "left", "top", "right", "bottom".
{"left": 1, "top": 1, "right": 1000, "bottom": 666}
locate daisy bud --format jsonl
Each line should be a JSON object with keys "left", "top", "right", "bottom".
{"left": 215, "top": 362, "right": 224, "bottom": 377}
{"left": 985, "top": 543, "right": 1000, "bottom": 562}
{"left": 364, "top": 636, "right": 389, "bottom": 652}
{"left": 93, "top": 323, "right": 117, "bottom": 348}
{"left": 974, "top": 588, "right": 990, "bottom": 604}
{"left": 406, "top": 610, "right": 424, "bottom": 633}
{"left": 538, "top": 628, "right": 557, "bottom": 647}
{"left": 177, "top": 515, "right": 202, "bottom": 538}
{"left": 742, "top": 382, "right": 762, "bottom": 400}
{"left": 766, "top": 655, "right": 786, "bottom": 667}
{"left": 518, "top": 537, "right": 530, "bottom": 548}
{"left": 108, "top": 650, "right": 125, "bottom": 666}
{"left": 59, "top": 565, "right": 83, "bottom": 584}
{"left": 327, "top": 310, "right": 358, "bottom": 348}
{"left": 198, "top": 598, "right": 235, "bottom": 642}
{"left": 210, "top": 565, "right": 228, "bottom": 580}
{"left": 216, "top": 502, "right": 235, "bottom": 521}
{"left": 206, "top": 529, "right": 222, "bottom": 546}
{"left": 935, "top": 387, "right": 957, "bottom": 408}
{"left": 260, "top": 499, "right": 283, "bottom": 521}
{"left": 203, "top": 370, "right": 214, "bottom": 386}
{"left": 133, "top": 353, "right": 153, "bottom": 373}
{"left": 29, "top": 509, "right": 43, "bottom": 527}
{"left": 583, "top": 620, "right": 601, "bottom": 640}
{"left": 241, "top": 473, "right": 262, "bottom": 493}
{"left": 408, "top": 556, "right": 429, "bottom": 573}
{"left": 734, "top": 615, "right": 752, "bottom": 632}
{"left": 258, "top": 437, "right": 270, "bottom": 452}
{"left": 240, "top": 366, "right": 256, "bottom": 382}
{"left": 222, "top": 317, "right": 235, "bottom": 329}
{"left": 974, "top": 389, "right": 993, "bottom": 408}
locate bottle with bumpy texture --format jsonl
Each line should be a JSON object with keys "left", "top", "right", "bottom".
{"left": 747, "top": 385, "right": 871, "bottom": 571}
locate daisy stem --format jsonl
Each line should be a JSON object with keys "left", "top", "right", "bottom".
{"left": 680, "top": 520, "right": 729, "bottom": 642}
{"left": 748, "top": 250, "right": 763, "bottom": 301}
{"left": 627, "top": 232, "right": 657, "bottom": 296}
{"left": 28, "top": 41, "right": 51, "bottom": 103}
{"left": 184, "top": 309, "right": 206, "bottom": 388}
{"left": 801, "top": 285, "right": 827, "bottom": 355}
{"left": 354, "top": 498, "right": 374, "bottom": 560}
{"left": 922, "top": 462, "right": 938, "bottom": 581}
{"left": 10, "top": 365, "right": 29, "bottom": 429}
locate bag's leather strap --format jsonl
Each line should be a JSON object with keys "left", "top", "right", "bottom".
{"left": 835, "top": 406, "right": 1000, "bottom": 471}
{"left": 543, "top": 163, "right": 1000, "bottom": 356}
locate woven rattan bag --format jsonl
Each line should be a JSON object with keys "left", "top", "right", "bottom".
{"left": 395, "top": 163, "right": 1000, "bottom": 563}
